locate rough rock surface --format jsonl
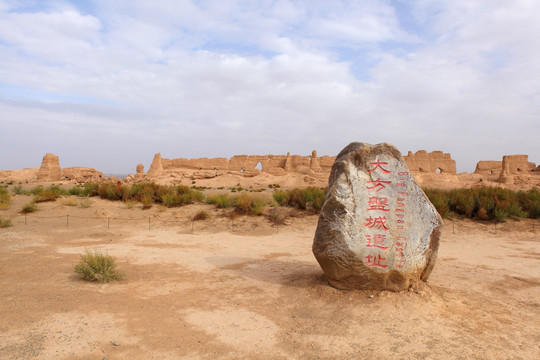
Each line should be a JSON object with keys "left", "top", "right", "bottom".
{"left": 313, "top": 142, "right": 443, "bottom": 291}
{"left": 36, "top": 153, "right": 62, "bottom": 181}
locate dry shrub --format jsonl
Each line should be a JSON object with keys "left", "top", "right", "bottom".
{"left": 78, "top": 199, "right": 93, "bottom": 208}
{"left": 74, "top": 249, "right": 124, "bottom": 282}
{"left": 0, "top": 189, "right": 11, "bottom": 209}
{"left": 476, "top": 207, "right": 489, "bottom": 220}
{"left": 193, "top": 210, "right": 210, "bottom": 221}
{"left": 21, "top": 201, "right": 37, "bottom": 213}
{"left": 0, "top": 216, "right": 12, "bottom": 228}
{"left": 62, "top": 197, "right": 78, "bottom": 206}
{"left": 233, "top": 193, "right": 267, "bottom": 215}
{"left": 206, "top": 194, "right": 233, "bottom": 208}
{"left": 267, "top": 208, "right": 286, "bottom": 225}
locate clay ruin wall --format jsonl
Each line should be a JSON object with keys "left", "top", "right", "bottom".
{"left": 163, "top": 157, "right": 229, "bottom": 170}
{"left": 153, "top": 152, "right": 337, "bottom": 175}
{"left": 474, "top": 161, "right": 503, "bottom": 175}
{"left": 500, "top": 155, "right": 536, "bottom": 174}
{"left": 403, "top": 150, "right": 457, "bottom": 174}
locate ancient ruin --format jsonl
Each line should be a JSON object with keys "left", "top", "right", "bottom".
{"left": 34, "top": 153, "right": 104, "bottom": 183}
{"left": 313, "top": 142, "right": 443, "bottom": 291}
{"left": 141, "top": 151, "right": 336, "bottom": 180}
{"left": 1, "top": 149, "right": 539, "bottom": 190}
{"left": 61, "top": 167, "right": 105, "bottom": 183}
{"left": 497, "top": 155, "right": 537, "bottom": 184}
{"left": 36, "top": 153, "right": 62, "bottom": 181}
{"left": 403, "top": 150, "right": 456, "bottom": 174}
{"left": 474, "top": 161, "right": 503, "bottom": 175}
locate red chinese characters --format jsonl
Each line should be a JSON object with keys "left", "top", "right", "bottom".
{"left": 367, "top": 197, "right": 390, "bottom": 212}
{"left": 363, "top": 254, "right": 388, "bottom": 269}
{"left": 368, "top": 159, "right": 391, "bottom": 174}
{"left": 365, "top": 216, "right": 389, "bottom": 230}
{"left": 366, "top": 234, "right": 389, "bottom": 250}
{"left": 363, "top": 158, "right": 393, "bottom": 269}
{"left": 366, "top": 179, "right": 391, "bottom": 192}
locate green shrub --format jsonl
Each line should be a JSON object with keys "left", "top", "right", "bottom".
{"left": 11, "top": 185, "right": 23, "bottom": 194}
{"left": 21, "top": 201, "right": 37, "bottom": 213}
{"left": 82, "top": 183, "right": 99, "bottom": 196}
{"left": 273, "top": 190, "right": 288, "bottom": 205}
{"left": 68, "top": 186, "right": 83, "bottom": 196}
{"left": 423, "top": 187, "right": 540, "bottom": 221}
{"left": 74, "top": 249, "right": 124, "bottom": 282}
{"left": 273, "top": 187, "right": 326, "bottom": 213}
{"left": 0, "top": 216, "right": 13, "bottom": 228}
{"left": 206, "top": 194, "right": 233, "bottom": 208}
{"left": 141, "top": 193, "right": 154, "bottom": 209}
{"left": 159, "top": 191, "right": 176, "bottom": 207}
{"left": 233, "top": 193, "right": 267, "bottom": 215}
{"left": 29, "top": 185, "right": 44, "bottom": 195}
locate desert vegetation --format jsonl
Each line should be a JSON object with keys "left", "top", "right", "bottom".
{"left": 424, "top": 187, "right": 540, "bottom": 221}
{"left": 74, "top": 249, "right": 124, "bottom": 282}
{"left": 0, "top": 186, "right": 11, "bottom": 209}
{"left": 5, "top": 182, "right": 539, "bottom": 223}
{"left": 0, "top": 216, "right": 12, "bottom": 228}
{"left": 20, "top": 201, "right": 38, "bottom": 214}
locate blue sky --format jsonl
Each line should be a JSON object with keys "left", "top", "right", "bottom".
{"left": 1, "top": 0, "right": 539, "bottom": 173}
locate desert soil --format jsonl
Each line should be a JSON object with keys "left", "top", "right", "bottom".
{"left": 1, "top": 194, "right": 540, "bottom": 359}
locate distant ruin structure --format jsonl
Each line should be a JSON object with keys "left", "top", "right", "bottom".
{"left": 403, "top": 151, "right": 457, "bottom": 174}
{"left": 474, "top": 161, "right": 502, "bottom": 175}
{"left": 36, "top": 153, "right": 62, "bottom": 181}
{"left": 143, "top": 151, "right": 336, "bottom": 180}
{"left": 498, "top": 155, "right": 536, "bottom": 184}
{"left": 35, "top": 153, "right": 104, "bottom": 183}
{"left": 62, "top": 167, "right": 105, "bottom": 183}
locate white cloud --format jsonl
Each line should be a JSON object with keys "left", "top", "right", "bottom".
{"left": 0, "top": 1, "right": 539, "bottom": 173}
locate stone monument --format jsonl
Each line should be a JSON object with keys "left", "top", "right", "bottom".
{"left": 312, "top": 142, "right": 443, "bottom": 291}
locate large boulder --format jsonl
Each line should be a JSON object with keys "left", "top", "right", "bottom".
{"left": 312, "top": 142, "right": 443, "bottom": 291}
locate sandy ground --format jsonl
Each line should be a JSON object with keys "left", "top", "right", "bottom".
{"left": 1, "top": 194, "right": 540, "bottom": 359}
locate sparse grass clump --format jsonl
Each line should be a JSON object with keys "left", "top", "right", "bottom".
{"left": 125, "top": 200, "right": 137, "bottom": 209}
{"left": 0, "top": 216, "right": 13, "bottom": 228}
{"left": 78, "top": 199, "right": 93, "bottom": 208}
{"left": 61, "top": 197, "right": 79, "bottom": 206}
{"left": 74, "top": 249, "right": 124, "bottom": 282}
{"left": 11, "top": 185, "right": 24, "bottom": 194}
{"left": 21, "top": 201, "right": 37, "bottom": 213}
